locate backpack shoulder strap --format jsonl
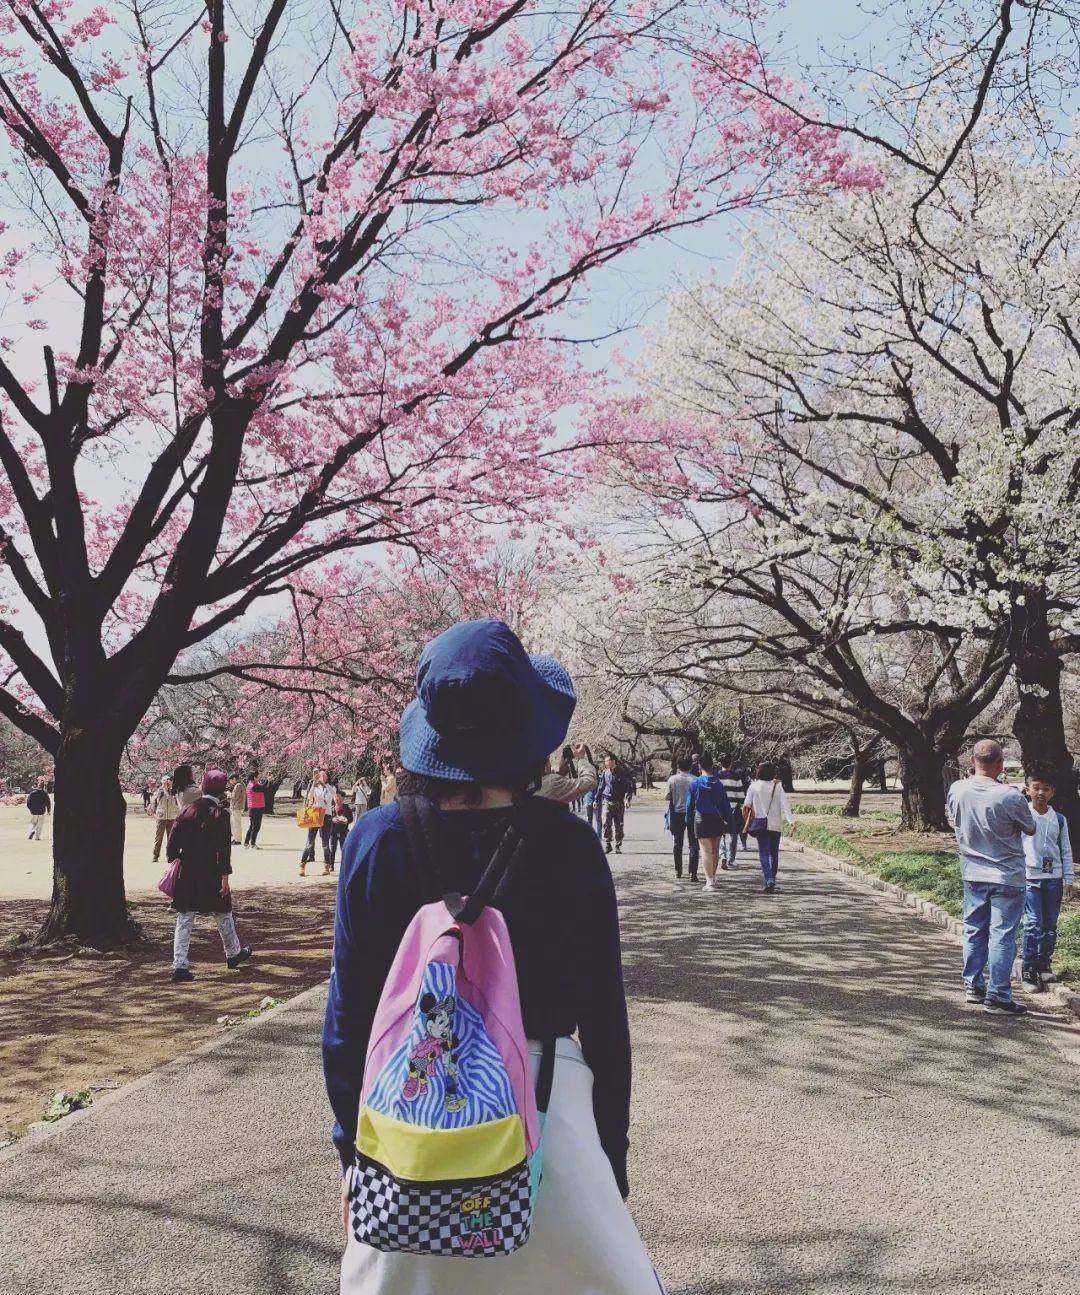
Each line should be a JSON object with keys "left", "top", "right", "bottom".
{"left": 453, "top": 816, "right": 529, "bottom": 925}
{"left": 398, "top": 795, "right": 442, "bottom": 902}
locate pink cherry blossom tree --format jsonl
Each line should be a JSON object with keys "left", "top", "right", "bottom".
{"left": 0, "top": 1, "right": 873, "bottom": 944}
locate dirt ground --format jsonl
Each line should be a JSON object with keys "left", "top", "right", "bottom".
{"left": 0, "top": 799, "right": 339, "bottom": 899}
{"left": 0, "top": 882, "right": 337, "bottom": 1145}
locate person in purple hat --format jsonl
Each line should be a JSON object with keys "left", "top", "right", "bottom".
{"left": 324, "top": 619, "right": 662, "bottom": 1293}
{"left": 167, "top": 768, "right": 252, "bottom": 984}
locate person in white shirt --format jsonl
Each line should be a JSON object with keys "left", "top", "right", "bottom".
{"left": 300, "top": 768, "right": 337, "bottom": 877}
{"left": 665, "top": 757, "right": 699, "bottom": 881}
{"left": 742, "top": 762, "right": 795, "bottom": 893}
{"left": 1020, "top": 765, "right": 1074, "bottom": 992}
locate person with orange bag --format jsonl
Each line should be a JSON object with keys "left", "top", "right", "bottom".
{"left": 300, "top": 767, "right": 336, "bottom": 876}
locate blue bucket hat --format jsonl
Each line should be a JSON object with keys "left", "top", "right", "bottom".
{"left": 399, "top": 619, "right": 576, "bottom": 784}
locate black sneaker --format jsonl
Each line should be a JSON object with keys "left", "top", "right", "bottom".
{"left": 983, "top": 997, "right": 1028, "bottom": 1016}
{"left": 604, "top": 843, "right": 611, "bottom": 854}
{"left": 615, "top": 845, "right": 622, "bottom": 854}
{"left": 227, "top": 946, "right": 253, "bottom": 970}
{"left": 171, "top": 967, "right": 194, "bottom": 984}
{"left": 1021, "top": 966, "right": 1044, "bottom": 993}
{"left": 964, "top": 985, "right": 986, "bottom": 1003}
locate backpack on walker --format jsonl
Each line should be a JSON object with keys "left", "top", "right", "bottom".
{"left": 345, "top": 796, "right": 553, "bottom": 1258}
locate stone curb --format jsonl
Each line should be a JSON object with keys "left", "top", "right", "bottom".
{"left": 0, "top": 975, "right": 331, "bottom": 1164}
{"left": 800, "top": 844, "right": 1080, "bottom": 1020}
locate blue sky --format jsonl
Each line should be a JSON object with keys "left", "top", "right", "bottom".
{"left": 566, "top": 0, "right": 875, "bottom": 371}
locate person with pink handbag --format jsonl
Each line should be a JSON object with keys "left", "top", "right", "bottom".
{"left": 164, "top": 769, "right": 252, "bottom": 985}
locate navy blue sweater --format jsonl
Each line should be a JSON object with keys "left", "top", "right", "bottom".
{"left": 322, "top": 797, "right": 632, "bottom": 1195}
{"left": 685, "top": 773, "right": 735, "bottom": 824}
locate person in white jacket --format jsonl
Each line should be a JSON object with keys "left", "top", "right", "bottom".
{"left": 1020, "top": 766, "right": 1074, "bottom": 992}
{"left": 538, "top": 742, "right": 598, "bottom": 805}
{"left": 741, "top": 761, "right": 795, "bottom": 893}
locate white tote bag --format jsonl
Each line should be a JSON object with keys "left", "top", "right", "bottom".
{"left": 341, "top": 1037, "right": 665, "bottom": 1295}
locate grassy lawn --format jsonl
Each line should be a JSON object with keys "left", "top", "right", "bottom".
{"left": 793, "top": 805, "right": 1080, "bottom": 988}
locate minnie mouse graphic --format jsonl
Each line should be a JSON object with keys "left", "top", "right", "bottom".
{"left": 402, "top": 992, "right": 467, "bottom": 1112}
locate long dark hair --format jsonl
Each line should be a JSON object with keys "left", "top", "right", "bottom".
{"left": 398, "top": 763, "right": 546, "bottom": 807}
{"left": 172, "top": 763, "right": 194, "bottom": 792}
{"left": 559, "top": 744, "right": 576, "bottom": 778}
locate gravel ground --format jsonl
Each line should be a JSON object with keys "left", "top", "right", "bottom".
{"left": 1, "top": 805, "right": 1078, "bottom": 1295}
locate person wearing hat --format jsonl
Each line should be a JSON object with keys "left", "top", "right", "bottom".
{"left": 166, "top": 769, "right": 252, "bottom": 984}
{"left": 323, "top": 619, "right": 662, "bottom": 1294}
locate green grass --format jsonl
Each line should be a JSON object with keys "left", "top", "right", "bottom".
{"left": 792, "top": 802, "right": 900, "bottom": 821}
{"left": 796, "top": 822, "right": 961, "bottom": 913}
{"left": 1053, "top": 912, "right": 1080, "bottom": 984}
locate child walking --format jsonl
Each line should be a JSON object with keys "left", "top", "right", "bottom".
{"left": 167, "top": 770, "right": 253, "bottom": 984}
{"left": 1020, "top": 765, "right": 1074, "bottom": 992}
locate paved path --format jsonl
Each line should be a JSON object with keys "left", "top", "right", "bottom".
{"left": 2, "top": 806, "right": 1079, "bottom": 1294}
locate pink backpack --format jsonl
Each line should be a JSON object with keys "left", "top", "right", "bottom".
{"left": 346, "top": 798, "right": 553, "bottom": 1258}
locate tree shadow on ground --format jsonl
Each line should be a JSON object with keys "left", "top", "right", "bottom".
{"left": 614, "top": 852, "right": 1080, "bottom": 1144}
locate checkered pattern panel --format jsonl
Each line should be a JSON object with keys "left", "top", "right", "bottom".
{"left": 349, "top": 1156, "right": 532, "bottom": 1257}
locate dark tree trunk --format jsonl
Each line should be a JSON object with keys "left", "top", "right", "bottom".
{"left": 842, "top": 743, "right": 872, "bottom": 818}
{"left": 876, "top": 758, "right": 888, "bottom": 793}
{"left": 264, "top": 778, "right": 283, "bottom": 814}
{"left": 897, "top": 743, "right": 950, "bottom": 831}
{"left": 36, "top": 724, "right": 141, "bottom": 948}
{"left": 1011, "top": 598, "right": 1078, "bottom": 836}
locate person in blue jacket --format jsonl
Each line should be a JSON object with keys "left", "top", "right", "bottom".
{"left": 686, "top": 752, "right": 735, "bottom": 893}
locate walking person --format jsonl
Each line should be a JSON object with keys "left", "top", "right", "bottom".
{"left": 323, "top": 618, "right": 662, "bottom": 1293}
{"left": 665, "top": 757, "right": 699, "bottom": 881}
{"left": 327, "top": 791, "right": 353, "bottom": 874}
{"left": 167, "top": 770, "right": 252, "bottom": 984}
{"left": 538, "top": 742, "right": 598, "bottom": 805}
{"left": 735, "top": 764, "right": 752, "bottom": 848}
{"left": 716, "top": 757, "right": 745, "bottom": 868}
{"left": 300, "top": 768, "right": 337, "bottom": 876}
{"left": 228, "top": 775, "right": 245, "bottom": 844}
{"left": 599, "top": 755, "right": 631, "bottom": 855}
{"left": 742, "top": 762, "right": 795, "bottom": 893}
{"left": 582, "top": 744, "right": 604, "bottom": 837}
{"left": 25, "top": 779, "right": 51, "bottom": 840}
{"left": 172, "top": 763, "right": 200, "bottom": 808}
{"left": 686, "top": 754, "right": 734, "bottom": 892}
{"left": 947, "top": 739, "right": 1037, "bottom": 1015}
{"left": 352, "top": 773, "right": 372, "bottom": 816}
{"left": 378, "top": 755, "right": 398, "bottom": 805}
{"left": 150, "top": 775, "right": 180, "bottom": 863}
{"left": 1019, "top": 765, "right": 1073, "bottom": 994}
{"left": 243, "top": 775, "right": 267, "bottom": 848}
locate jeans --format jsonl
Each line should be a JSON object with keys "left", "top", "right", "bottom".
{"left": 301, "top": 822, "right": 333, "bottom": 863}
{"left": 244, "top": 808, "right": 264, "bottom": 846}
{"left": 1023, "top": 878, "right": 1064, "bottom": 972}
{"left": 721, "top": 826, "right": 741, "bottom": 864}
{"left": 962, "top": 880, "right": 1024, "bottom": 1003}
{"left": 329, "top": 827, "right": 349, "bottom": 867}
{"left": 172, "top": 911, "right": 241, "bottom": 969}
{"left": 756, "top": 830, "right": 781, "bottom": 884}
{"left": 670, "top": 811, "right": 700, "bottom": 878}
{"left": 585, "top": 793, "right": 603, "bottom": 838}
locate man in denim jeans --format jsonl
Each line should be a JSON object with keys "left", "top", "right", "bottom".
{"left": 947, "top": 739, "right": 1037, "bottom": 1016}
